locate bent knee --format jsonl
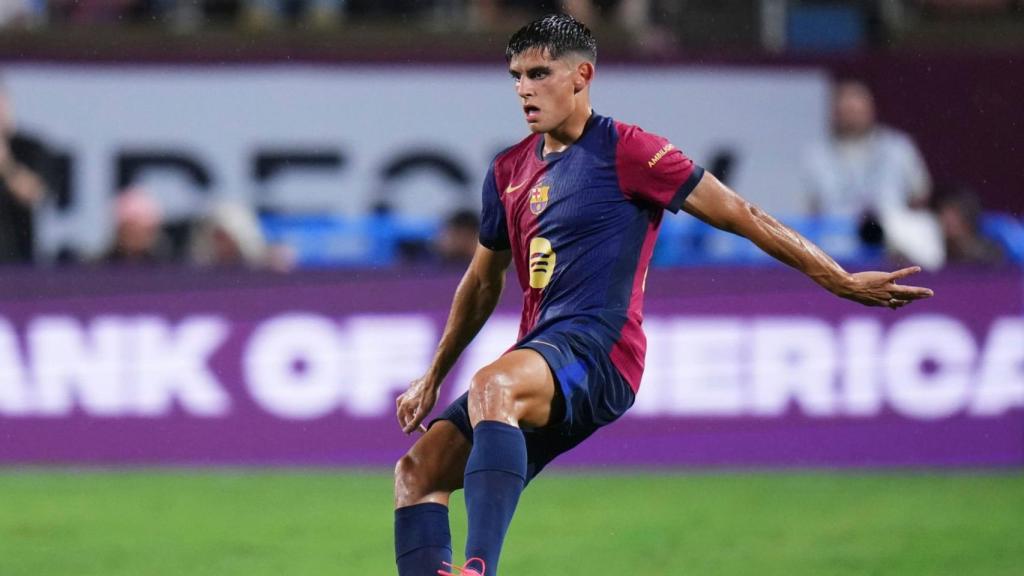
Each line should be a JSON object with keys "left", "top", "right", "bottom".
{"left": 467, "top": 367, "right": 519, "bottom": 420}
{"left": 394, "top": 453, "right": 425, "bottom": 491}
{"left": 395, "top": 452, "right": 459, "bottom": 508}
{"left": 394, "top": 453, "right": 415, "bottom": 481}
{"left": 394, "top": 453, "right": 429, "bottom": 506}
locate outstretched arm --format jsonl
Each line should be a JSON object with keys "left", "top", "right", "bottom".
{"left": 396, "top": 243, "right": 512, "bottom": 434}
{"left": 682, "top": 171, "right": 934, "bottom": 307}
{"left": 0, "top": 140, "right": 46, "bottom": 207}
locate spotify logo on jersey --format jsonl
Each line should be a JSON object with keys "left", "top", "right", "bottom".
{"left": 528, "top": 237, "right": 556, "bottom": 289}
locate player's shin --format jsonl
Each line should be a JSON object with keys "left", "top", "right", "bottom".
{"left": 395, "top": 503, "right": 452, "bottom": 576}
{"left": 463, "top": 421, "right": 528, "bottom": 575}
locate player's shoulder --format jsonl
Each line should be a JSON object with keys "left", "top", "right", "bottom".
{"left": 611, "top": 119, "right": 669, "bottom": 147}
{"left": 610, "top": 118, "right": 678, "bottom": 165}
{"left": 492, "top": 132, "right": 541, "bottom": 170}
{"left": 488, "top": 132, "right": 541, "bottom": 186}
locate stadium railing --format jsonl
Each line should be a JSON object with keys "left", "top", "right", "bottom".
{"left": 261, "top": 212, "right": 1024, "bottom": 269}
{"left": 982, "top": 213, "right": 1024, "bottom": 263}
{"left": 261, "top": 213, "right": 440, "bottom": 268}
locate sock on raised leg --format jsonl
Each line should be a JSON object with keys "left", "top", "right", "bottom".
{"left": 463, "top": 420, "right": 528, "bottom": 575}
{"left": 395, "top": 502, "right": 452, "bottom": 576}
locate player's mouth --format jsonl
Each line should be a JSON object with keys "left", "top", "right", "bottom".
{"left": 524, "top": 105, "right": 540, "bottom": 122}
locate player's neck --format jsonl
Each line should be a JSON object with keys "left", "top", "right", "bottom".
{"left": 543, "top": 107, "right": 593, "bottom": 156}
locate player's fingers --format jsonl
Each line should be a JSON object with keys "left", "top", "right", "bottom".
{"left": 404, "top": 407, "right": 429, "bottom": 435}
{"left": 887, "top": 266, "right": 921, "bottom": 282}
{"left": 891, "top": 285, "right": 934, "bottom": 300}
{"left": 397, "top": 401, "right": 416, "bottom": 431}
{"left": 401, "top": 413, "right": 414, "bottom": 434}
{"left": 886, "top": 298, "right": 906, "bottom": 310}
{"left": 401, "top": 407, "right": 420, "bottom": 434}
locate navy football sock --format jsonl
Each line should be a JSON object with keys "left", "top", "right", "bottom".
{"left": 395, "top": 502, "right": 452, "bottom": 576}
{"left": 463, "top": 420, "right": 527, "bottom": 575}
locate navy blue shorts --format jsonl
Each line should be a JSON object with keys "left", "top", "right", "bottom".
{"left": 431, "top": 328, "right": 635, "bottom": 483}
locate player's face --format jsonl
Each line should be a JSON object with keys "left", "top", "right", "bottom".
{"left": 509, "top": 49, "right": 588, "bottom": 134}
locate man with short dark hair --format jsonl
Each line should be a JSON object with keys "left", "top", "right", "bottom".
{"left": 393, "top": 14, "right": 933, "bottom": 576}
{"left": 0, "top": 85, "right": 51, "bottom": 264}
{"left": 435, "top": 209, "right": 481, "bottom": 266}
{"left": 803, "top": 78, "right": 940, "bottom": 266}
{"left": 804, "top": 78, "right": 931, "bottom": 217}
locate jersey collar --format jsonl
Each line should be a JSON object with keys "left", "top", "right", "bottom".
{"left": 535, "top": 111, "right": 599, "bottom": 162}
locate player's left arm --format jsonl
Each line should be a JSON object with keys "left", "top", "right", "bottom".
{"left": 682, "top": 171, "right": 934, "bottom": 309}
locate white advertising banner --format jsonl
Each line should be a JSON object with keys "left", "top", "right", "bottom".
{"left": 4, "top": 65, "right": 828, "bottom": 258}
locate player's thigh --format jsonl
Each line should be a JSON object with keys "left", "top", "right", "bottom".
{"left": 394, "top": 420, "right": 471, "bottom": 508}
{"left": 468, "top": 348, "right": 560, "bottom": 429}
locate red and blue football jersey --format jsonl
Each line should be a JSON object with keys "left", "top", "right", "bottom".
{"left": 480, "top": 113, "right": 704, "bottom": 392}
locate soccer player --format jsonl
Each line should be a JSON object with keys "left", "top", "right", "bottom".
{"left": 393, "top": 14, "right": 933, "bottom": 576}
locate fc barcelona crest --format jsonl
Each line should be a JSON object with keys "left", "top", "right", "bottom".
{"left": 529, "top": 184, "right": 550, "bottom": 215}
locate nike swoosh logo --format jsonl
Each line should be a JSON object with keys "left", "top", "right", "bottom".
{"left": 505, "top": 181, "right": 528, "bottom": 194}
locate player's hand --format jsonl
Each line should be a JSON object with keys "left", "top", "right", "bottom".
{"left": 395, "top": 376, "right": 439, "bottom": 435}
{"left": 839, "top": 266, "right": 934, "bottom": 309}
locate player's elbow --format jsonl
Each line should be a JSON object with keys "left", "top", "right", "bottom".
{"left": 467, "top": 264, "right": 505, "bottom": 299}
{"left": 479, "top": 274, "right": 505, "bottom": 299}
{"left": 744, "top": 202, "right": 768, "bottom": 225}
{"left": 719, "top": 196, "right": 760, "bottom": 236}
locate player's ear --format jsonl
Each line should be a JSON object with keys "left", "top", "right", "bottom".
{"left": 574, "top": 61, "right": 594, "bottom": 93}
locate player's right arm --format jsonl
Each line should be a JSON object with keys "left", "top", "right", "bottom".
{"left": 396, "top": 160, "right": 513, "bottom": 434}
{"left": 683, "top": 171, "right": 934, "bottom": 308}
{"left": 396, "top": 245, "right": 511, "bottom": 434}
{"left": 614, "top": 122, "right": 932, "bottom": 308}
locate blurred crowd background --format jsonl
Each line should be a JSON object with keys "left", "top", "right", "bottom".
{"left": 0, "top": 0, "right": 1021, "bottom": 41}
{"left": 0, "top": 0, "right": 1022, "bottom": 273}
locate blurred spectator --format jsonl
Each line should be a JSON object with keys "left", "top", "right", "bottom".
{"left": 50, "top": 0, "right": 136, "bottom": 23}
{"left": 243, "top": 0, "right": 347, "bottom": 30}
{"left": 397, "top": 209, "right": 479, "bottom": 267}
{"left": 936, "top": 188, "right": 1005, "bottom": 266}
{"left": 804, "top": 78, "right": 932, "bottom": 216}
{"left": 0, "top": 0, "right": 43, "bottom": 28}
{"left": 191, "top": 200, "right": 293, "bottom": 271}
{"left": 472, "top": 0, "right": 664, "bottom": 46}
{"left": 561, "top": 0, "right": 670, "bottom": 50}
{"left": 434, "top": 209, "right": 479, "bottom": 266}
{"left": 803, "top": 78, "right": 943, "bottom": 268}
{"left": 102, "top": 186, "right": 172, "bottom": 265}
{"left": 471, "top": 0, "right": 556, "bottom": 28}
{"left": 0, "top": 84, "right": 52, "bottom": 265}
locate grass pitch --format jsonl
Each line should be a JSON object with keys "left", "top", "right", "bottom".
{"left": 0, "top": 470, "right": 1021, "bottom": 576}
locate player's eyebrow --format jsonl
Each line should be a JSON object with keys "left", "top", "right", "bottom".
{"left": 509, "top": 65, "right": 552, "bottom": 79}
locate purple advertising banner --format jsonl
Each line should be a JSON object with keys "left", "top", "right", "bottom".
{"left": 0, "top": 267, "right": 1021, "bottom": 468}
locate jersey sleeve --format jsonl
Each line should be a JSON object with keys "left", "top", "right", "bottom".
{"left": 479, "top": 162, "right": 510, "bottom": 250}
{"left": 615, "top": 123, "right": 704, "bottom": 213}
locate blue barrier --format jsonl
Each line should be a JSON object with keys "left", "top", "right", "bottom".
{"left": 652, "top": 214, "right": 882, "bottom": 267}
{"left": 262, "top": 212, "right": 1024, "bottom": 268}
{"left": 982, "top": 213, "right": 1024, "bottom": 263}
{"left": 261, "top": 214, "right": 440, "bottom": 267}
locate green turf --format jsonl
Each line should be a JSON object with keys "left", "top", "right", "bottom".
{"left": 0, "top": 470, "right": 1021, "bottom": 576}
